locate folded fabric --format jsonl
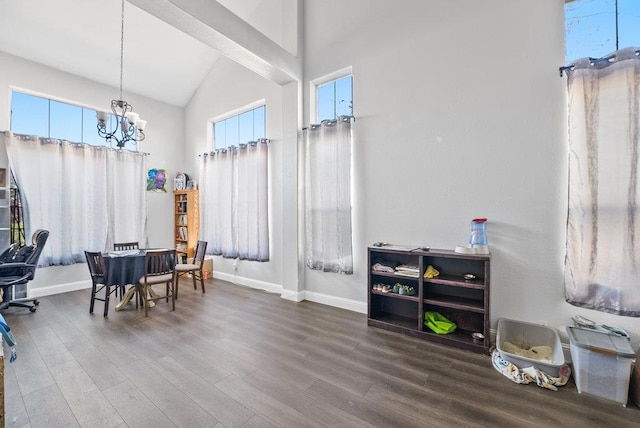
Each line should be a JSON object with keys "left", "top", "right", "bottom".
{"left": 423, "top": 265, "right": 440, "bottom": 278}
{"left": 491, "top": 349, "right": 571, "bottom": 391}
{"left": 424, "top": 311, "right": 456, "bottom": 334}
{"left": 372, "top": 262, "right": 396, "bottom": 273}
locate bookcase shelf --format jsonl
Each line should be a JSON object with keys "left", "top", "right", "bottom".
{"left": 368, "top": 246, "right": 490, "bottom": 353}
{"left": 174, "top": 190, "right": 199, "bottom": 263}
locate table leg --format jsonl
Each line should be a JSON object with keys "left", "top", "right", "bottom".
{"left": 115, "top": 287, "right": 136, "bottom": 311}
{"left": 114, "top": 284, "right": 160, "bottom": 312}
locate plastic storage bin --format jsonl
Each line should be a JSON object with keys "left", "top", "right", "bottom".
{"left": 566, "top": 326, "right": 636, "bottom": 406}
{"left": 496, "top": 318, "right": 565, "bottom": 376}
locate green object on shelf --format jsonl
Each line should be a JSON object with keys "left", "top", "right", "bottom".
{"left": 424, "top": 312, "right": 457, "bottom": 334}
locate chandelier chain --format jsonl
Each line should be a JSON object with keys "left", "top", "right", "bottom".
{"left": 119, "top": 0, "right": 125, "bottom": 100}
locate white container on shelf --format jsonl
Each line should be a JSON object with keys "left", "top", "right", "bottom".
{"left": 566, "top": 326, "right": 636, "bottom": 406}
{"left": 496, "top": 318, "right": 565, "bottom": 376}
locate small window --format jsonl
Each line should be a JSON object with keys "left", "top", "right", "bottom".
{"left": 213, "top": 105, "right": 266, "bottom": 150}
{"left": 316, "top": 75, "right": 352, "bottom": 123}
{"left": 565, "top": 0, "right": 640, "bottom": 62}
{"left": 10, "top": 91, "right": 137, "bottom": 150}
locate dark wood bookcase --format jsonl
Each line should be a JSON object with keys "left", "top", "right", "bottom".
{"left": 367, "top": 246, "right": 490, "bottom": 353}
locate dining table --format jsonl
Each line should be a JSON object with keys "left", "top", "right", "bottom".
{"left": 102, "top": 248, "right": 162, "bottom": 311}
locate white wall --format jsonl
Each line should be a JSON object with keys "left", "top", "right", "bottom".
{"left": 0, "top": 51, "right": 184, "bottom": 296}
{"left": 301, "top": 0, "right": 639, "bottom": 345}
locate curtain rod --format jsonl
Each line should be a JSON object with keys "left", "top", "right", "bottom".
{"left": 0, "top": 131, "right": 149, "bottom": 155}
{"left": 198, "top": 138, "right": 269, "bottom": 157}
{"left": 302, "top": 115, "right": 355, "bottom": 131}
{"left": 559, "top": 49, "right": 640, "bottom": 77}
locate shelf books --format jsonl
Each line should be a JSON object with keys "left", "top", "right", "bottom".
{"left": 177, "top": 226, "right": 188, "bottom": 240}
{"left": 395, "top": 264, "right": 419, "bottom": 278}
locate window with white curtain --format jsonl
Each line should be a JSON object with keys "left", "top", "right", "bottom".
{"left": 3, "top": 133, "right": 148, "bottom": 266}
{"left": 563, "top": 1, "right": 640, "bottom": 315}
{"left": 564, "top": 48, "right": 640, "bottom": 316}
{"left": 199, "top": 140, "right": 270, "bottom": 261}
{"left": 7, "top": 92, "right": 147, "bottom": 265}
{"left": 304, "top": 70, "right": 354, "bottom": 275}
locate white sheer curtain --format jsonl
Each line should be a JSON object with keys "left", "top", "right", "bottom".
{"left": 199, "top": 139, "right": 269, "bottom": 261}
{"left": 565, "top": 47, "right": 640, "bottom": 316}
{"left": 304, "top": 116, "right": 353, "bottom": 274}
{"left": 106, "top": 149, "right": 148, "bottom": 249}
{"left": 236, "top": 142, "right": 269, "bottom": 261}
{"left": 4, "top": 132, "right": 148, "bottom": 266}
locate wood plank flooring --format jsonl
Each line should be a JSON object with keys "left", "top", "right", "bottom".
{"left": 2, "top": 277, "right": 640, "bottom": 427}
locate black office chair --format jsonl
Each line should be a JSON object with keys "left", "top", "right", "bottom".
{"left": 0, "top": 229, "right": 49, "bottom": 312}
{"left": 0, "top": 243, "right": 19, "bottom": 263}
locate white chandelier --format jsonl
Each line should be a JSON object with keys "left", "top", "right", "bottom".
{"left": 97, "top": 0, "right": 146, "bottom": 148}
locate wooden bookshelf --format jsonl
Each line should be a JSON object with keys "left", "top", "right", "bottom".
{"left": 174, "top": 190, "right": 199, "bottom": 263}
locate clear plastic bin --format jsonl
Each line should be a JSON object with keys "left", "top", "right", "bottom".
{"left": 567, "top": 326, "right": 635, "bottom": 406}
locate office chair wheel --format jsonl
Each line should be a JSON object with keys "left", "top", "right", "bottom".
{"left": 29, "top": 307, "right": 37, "bottom": 312}
{"left": 34, "top": 300, "right": 40, "bottom": 306}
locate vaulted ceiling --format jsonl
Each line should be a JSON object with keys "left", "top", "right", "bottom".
{"left": 0, "top": 0, "right": 299, "bottom": 107}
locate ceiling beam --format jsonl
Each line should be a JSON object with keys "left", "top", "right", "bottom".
{"left": 128, "top": 0, "right": 301, "bottom": 86}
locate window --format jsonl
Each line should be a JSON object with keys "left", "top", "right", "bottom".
{"left": 565, "top": 0, "right": 640, "bottom": 62}
{"left": 10, "top": 91, "right": 137, "bottom": 151}
{"left": 305, "top": 69, "right": 355, "bottom": 274}
{"left": 316, "top": 75, "right": 353, "bottom": 122}
{"left": 212, "top": 105, "right": 265, "bottom": 150}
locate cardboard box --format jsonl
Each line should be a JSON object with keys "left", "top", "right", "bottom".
{"left": 186, "top": 256, "right": 213, "bottom": 279}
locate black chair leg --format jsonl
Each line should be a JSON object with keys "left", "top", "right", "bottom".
{"left": 8, "top": 301, "right": 38, "bottom": 312}
{"left": 104, "top": 286, "right": 110, "bottom": 317}
{"left": 90, "top": 284, "right": 96, "bottom": 313}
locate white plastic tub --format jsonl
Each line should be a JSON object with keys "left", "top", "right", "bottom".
{"left": 567, "top": 326, "right": 635, "bottom": 406}
{"left": 496, "top": 318, "right": 565, "bottom": 376}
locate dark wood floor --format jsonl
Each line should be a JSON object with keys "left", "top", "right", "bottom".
{"left": 2, "top": 277, "right": 639, "bottom": 427}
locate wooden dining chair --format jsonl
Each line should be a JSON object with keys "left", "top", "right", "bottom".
{"left": 174, "top": 240, "right": 208, "bottom": 298}
{"left": 114, "top": 242, "right": 140, "bottom": 251}
{"left": 85, "top": 251, "right": 117, "bottom": 317}
{"left": 136, "top": 249, "right": 176, "bottom": 317}
{"left": 112, "top": 242, "right": 140, "bottom": 298}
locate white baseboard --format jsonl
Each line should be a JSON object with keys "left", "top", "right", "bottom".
{"left": 213, "top": 271, "right": 283, "bottom": 295}
{"left": 212, "top": 271, "right": 366, "bottom": 313}
{"left": 280, "top": 289, "right": 305, "bottom": 302}
{"left": 29, "top": 280, "right": 91, "bottom": 299}
{"left": 302, "top": 291, "right": 367, "bottom": 314}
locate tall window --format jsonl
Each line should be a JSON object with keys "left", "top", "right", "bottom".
{"left": 212, "top": 105, "right": 265, "bottom": 150}
{"left": 10, "top": 91, "right": 137, "bottom": 151}
{"left": 316, "top": 75, "right": 353, "bottom": 122}
{"left": 201, "top": 103, "right": 270, "bottom": 262}
{"left": 565, "top": 0, "right": 640, "bottom": 62}
{"left": 563, "top": 1, "right": 640, "bottom": 314}
{"left": 304, "top": 70, "right": 354, "bottom": 275}
{"left": 7, "top": 91, "right": 147, "bottom": 265}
